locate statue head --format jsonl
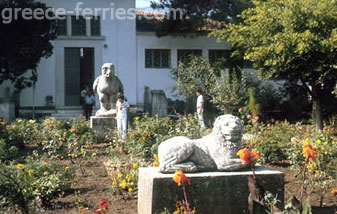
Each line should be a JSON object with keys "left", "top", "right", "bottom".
{"left": 213, "top": 114, "right": 242, "bottom": 142}
{"left": 101, "top": 63, "right": 115, "bottom": 78}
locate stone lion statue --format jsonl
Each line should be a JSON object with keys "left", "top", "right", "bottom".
{"left": 93, "top": 63, "right": 124, "bottom": 117}
{"left": 158, "top": 114, "right": 246, "bottom": 173}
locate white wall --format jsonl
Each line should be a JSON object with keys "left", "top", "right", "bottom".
{"left": 136, "top": 32, "right": 231, "bottom": 105}
{"left": 18, "top": 0, "right": 137, "bottom": 107}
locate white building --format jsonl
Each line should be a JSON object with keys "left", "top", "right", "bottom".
{"left": 0, "top": 0, "right": 232, "bottom": 118}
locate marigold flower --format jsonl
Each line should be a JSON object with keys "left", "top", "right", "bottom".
{"left": 331, "top": 189, "right": 337, "bottom": 196}
{"left": 173, "top": 170, "right": 191, "bottom": 186}
{"left": 17, "top": 164, "right": 23, "bottom": 169}
{"left": 120, "top": 179, "right": 127, "bottom": 189}
{"left": 118, "top": 172, "right": 123, "bottom": 178}
{"left": 302, "top": 143, "right": 317, "bottom": 162}
{"left": 0, "top": 121, "right": 5, "bottom": 125}
{"left": 64, "top": 166, "right": 70, "bottom": 171}
{"left": 236, "top": 148, "right": 260, "bottom": 165}
{"left": 128, "top": 187, "right": 133, "bottom": 192}
{"left": 99, "top": 199, "right": 108, "bottom": 210}
{"left": 42, "top": 161, "right": 48, "bottom": 167}
{"left": 133, "top": 162, "right": 139, "bottom": 169}
{"left": 70, "top": 128, "right": 76, "bottom": 133}
{"left": 153, "top": 153, "right": 159, "bottom": 161}
{"left": 43, "top": 171, "right": 48, "bottom": 175}
{"left": 152, "top": 161, "right": 159, "bottom": 167}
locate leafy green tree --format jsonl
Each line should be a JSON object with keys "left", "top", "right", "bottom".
{"left": 211, "top": 69, "right": 248, "bottom": 112}
{"left": 150, "top": 0, "right": 253, "bottom": 36}
{"left": 213, "top": 0, "right": 337, "bottom": 129}
{"left": 0, "top": 0, "right": 57, "bottom": 92}
{"left": 171, "top": 56, "right": 218, "bottom": 98}
{"left": 171, "top": 56, "right": 247, "bottom": 113}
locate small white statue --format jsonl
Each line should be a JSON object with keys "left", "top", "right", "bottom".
{"left": 93, "top": 63, "right": 124, "bottom": 117}
{"left": 158, "top": 114, "right": 246, "bottom": 173}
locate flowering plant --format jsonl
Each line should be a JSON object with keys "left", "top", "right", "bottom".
{"left": 172, "top": 170, "right": 193, "bottom": 214}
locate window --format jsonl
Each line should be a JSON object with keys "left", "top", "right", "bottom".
{"left": 56, "top": 17, "right": 67, "bottom": 36}
{"left": 177, "top": 49, "right": 202, "bottom": 64}
{"left": 71, "top": 16, "right": 86, "bottom": 36}
{"left": 91, "top": 16, "right": 101, "bottom": 36}
{"left": 145, "top": 49, "right": 171, "bottom": 68}
{"left": 209, "top": 50, "right": 231, "bottom": 64}
{"left": 209, "top": 49, "right": 253, "bottom": 68}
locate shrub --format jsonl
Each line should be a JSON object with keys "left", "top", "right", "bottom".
{"left": 126, "top": 114, "right": 203, "bottom": 160}
{"left": 0, "top": 158, "right": 75, "bottom": 213}
{"left": 0, "top": 119, "right": 39, "bottom": 161}
{"left": 39, "top": 118, "right": 95, "bottom": 159}
{"left": 245, "top": 121, "right": 297, "bottom": 164}
{"left": 288, "top": 132, "right": 337, "bottom": 206}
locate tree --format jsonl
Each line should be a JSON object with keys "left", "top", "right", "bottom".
{"left": 212, "top": 0, "right": 337, "bottom": 129}
{"left": 171, "top": 56, "right": 247, "bottom": 113}
{"left": 0, "top": 0, "right": 57, "bottom": 92}
{"left": 150, "top": 0, "right": 253, "bottom": 36}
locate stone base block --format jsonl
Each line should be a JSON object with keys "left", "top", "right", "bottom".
{"left": 138, "top": 167, "right": 284, "bottom": 214}
{"left": 90, "top": 116, "right": 116, "bottom": 139}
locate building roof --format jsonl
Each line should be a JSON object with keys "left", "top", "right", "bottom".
{"left": 135, "top": 10, "right": 226, "bottom": 33}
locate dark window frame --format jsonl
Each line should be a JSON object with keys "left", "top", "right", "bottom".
{"left": 145, "top": 49, "right": 171, "bottom": 69}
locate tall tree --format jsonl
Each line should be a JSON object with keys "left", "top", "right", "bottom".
{"left": 0, "top": 0, "right": 57, "bottom": 92}
{"left": 150, "top": 0, "right": 253, "bottom": 36}
{"left": 212, "top": 0, "right": 337, "bottom": 130}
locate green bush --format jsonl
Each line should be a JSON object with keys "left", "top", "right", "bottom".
{"left": 39, "top": 118, "right": 95, "bottom": 159}
{"left": 0, "top": 119, "right": 39, "bottom": 161}
{"left": 245, "top": 121, "right": 297, "bottom": 164}
{"left": 288, "top": 131, "right": 337, "bottom": 206}
{"left": 126, "top": 114, "right": 203, "bottom": 160}
{"left": 0, "top": 158, "right": 75, "bottom": 213}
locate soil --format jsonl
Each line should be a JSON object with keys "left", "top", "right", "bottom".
{"left": 9, "top": 143, "right": 337, "bottom": 214}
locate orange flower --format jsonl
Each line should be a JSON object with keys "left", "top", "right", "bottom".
{"left": 236, "top": 148, "right": 260, "bottom": 165}
{"left": 302, "top": 143, "right": 317, "bottom": 162}
{"left": 70, "top": 128, "right": 76, "bottom": 133}
{"left": 331, "top": 188, "right": 337, "bottom": 196}
{"left": 173, "top": 170, "right": 191, "bottom": 186}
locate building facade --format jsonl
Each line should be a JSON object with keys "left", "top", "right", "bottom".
{"left": 0, "top": 0, "right": 232, "bottom": 115}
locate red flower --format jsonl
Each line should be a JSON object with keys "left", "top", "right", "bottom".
{"left": 237, "top": 148, "right": 260, "bottom": 165}
{"left": 99, "top": 199, "right": 108, "bottom": 210}
{"left": 247, "top": 115, "right": 252, "bottom": 119}
{"left": 94, "top": 210, "right": 101, "bottom": 214}
{"left": 183, "top": 117, "right": 187, "bottom": 121}
{"left": 173, "top": 170, "right": 191, "bottom": 186}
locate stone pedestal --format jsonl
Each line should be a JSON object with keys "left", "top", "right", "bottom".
{"left": 138, "top": 167, "right": 284, "bottom": 214}
{"left": 90, "top": 116, "right": 116, "bottom": 140}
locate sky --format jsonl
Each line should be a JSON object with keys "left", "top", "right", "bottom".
{"left": 136, "top": 0, "right": 159, "bottom": 9}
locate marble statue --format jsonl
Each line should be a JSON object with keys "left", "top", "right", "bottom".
{"left": 93, "top": 63, "right": 124, "bottom": 117}
{"left": 158, "top": 114, "right": 246, "bottom": 173}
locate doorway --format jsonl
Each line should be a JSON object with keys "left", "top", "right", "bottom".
{"left": 64, "top": 48, "right": 94, "bottom": 106}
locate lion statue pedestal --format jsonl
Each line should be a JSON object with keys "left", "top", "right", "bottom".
{"left": 137, "top": 115, "right": 284, "bottom": 214}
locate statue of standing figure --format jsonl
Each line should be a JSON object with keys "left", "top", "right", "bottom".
{"left": 93, "top": 63, "right": 124, "bottom": 117}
